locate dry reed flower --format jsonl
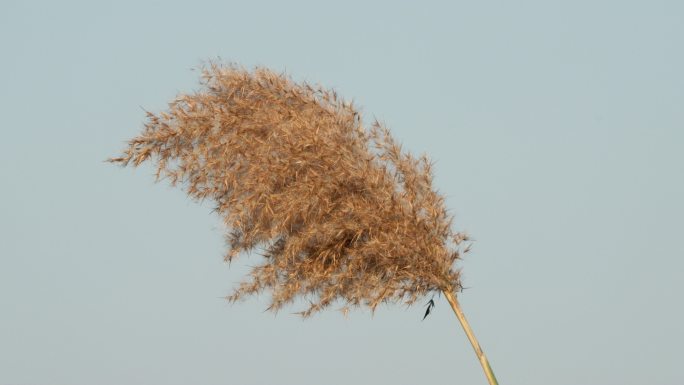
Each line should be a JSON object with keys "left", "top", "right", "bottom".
{"left": 110, "top": 62, "right": 499, "bottom": 385}
{"left": 111, "top": 63, "right": 468, "bottom": 316}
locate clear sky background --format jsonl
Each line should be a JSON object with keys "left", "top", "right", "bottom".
{"left": 1, "top": 1, "right": 682, "bottom": 384}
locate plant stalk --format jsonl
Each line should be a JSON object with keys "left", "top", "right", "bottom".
{"left": 443, "top": 290, "right": 499, "bottom": 385}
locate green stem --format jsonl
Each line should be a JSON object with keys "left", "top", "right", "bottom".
{"left": 443, "top": 290, "right": 499, "bottom": 385}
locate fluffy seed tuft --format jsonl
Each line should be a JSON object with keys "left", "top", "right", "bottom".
{"left": 111, "top": 63, "right": 469, "bottom": 316}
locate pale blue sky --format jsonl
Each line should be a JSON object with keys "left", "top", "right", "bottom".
{"left": 1, "top": 1, "right": 682, "bottom": 384}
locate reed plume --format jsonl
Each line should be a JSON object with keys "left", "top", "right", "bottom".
{"left": 110, "top": 63, "right": 498, "bottom": 384}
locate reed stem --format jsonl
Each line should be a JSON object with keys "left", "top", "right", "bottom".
{"left": 443, "top": 290, "right": 499, "bottom": 385}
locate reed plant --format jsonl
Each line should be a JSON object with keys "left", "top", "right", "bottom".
{"left": 110, "top": 62, "right": 498, "bottom": 385}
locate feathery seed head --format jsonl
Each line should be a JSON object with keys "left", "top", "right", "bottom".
{"left": 111, "top": 63, "right": 468, "bottom": 317}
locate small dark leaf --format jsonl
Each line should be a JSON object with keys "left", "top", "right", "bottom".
{"left": 422, "top": 299, "right": 435, "bottom": 320}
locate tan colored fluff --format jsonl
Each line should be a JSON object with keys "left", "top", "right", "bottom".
{"left": 111, "top": 63, "right": 468, "bottom": 317}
